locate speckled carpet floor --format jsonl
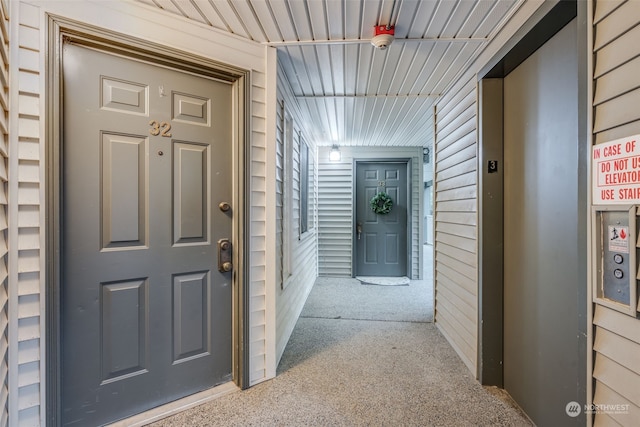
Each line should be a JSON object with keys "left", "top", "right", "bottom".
{"left": 150, "top": 246, "right": 532, "bottom": 426}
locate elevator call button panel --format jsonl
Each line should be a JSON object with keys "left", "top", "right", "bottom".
{"left": 593, "top": 205, "right": 640, "bottom": 316}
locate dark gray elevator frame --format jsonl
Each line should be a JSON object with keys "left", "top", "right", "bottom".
{"left": 476, "top": 0, "right": 587, "bottom": 403}
{"left": 45, "top": 16, "right": 252, "bottom": 425}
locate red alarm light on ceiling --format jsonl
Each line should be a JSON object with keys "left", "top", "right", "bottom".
{"left": 374, "top": 25, "right": 395, "bottom": 36}
{"left": 372, "top": 25, "right": 395, "bottom": 50}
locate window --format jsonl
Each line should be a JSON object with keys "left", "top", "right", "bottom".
{"left": 282, "top": 110, "right": 293, "bottom": 285}
{"left": 299, "top": 138, "right": 309, "bottom": 234}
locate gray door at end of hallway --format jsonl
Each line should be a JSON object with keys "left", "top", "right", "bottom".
{"left": 61, "top": 42, "right": 234, "bottom": 426}
{"left": 355, "top": 162, "right": 408, "bottom": 277}
{"left": 503, "top": 19, "right": 583, "bottom": 426}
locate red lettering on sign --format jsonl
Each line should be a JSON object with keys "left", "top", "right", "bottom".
{"left": 604, "top": 144, "right": 622, "bottom": 157}
{"left": 601, "top": 189, "right": 615, "bottom": 200}
{"left": 614, "top": 159, "right": 629, "bottom": 171}
{"left": 604, "top": 171, "right": 640, "bottom": 185}
{"left": 618, "top": 187, "right": 640, "bottom": 199}
{"left": 626, "top": 140, "right": 637, "bottom": 153}
{"left": 594, "top": 148, "right": 601, "bottom": 159}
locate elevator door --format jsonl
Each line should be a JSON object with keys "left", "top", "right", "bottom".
{"left": 503, "top": 19, "right": 582, "bottom": 425}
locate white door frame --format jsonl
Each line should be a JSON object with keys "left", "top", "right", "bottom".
{"left": 45, "top": 16, "right": 251, "bottom": 424}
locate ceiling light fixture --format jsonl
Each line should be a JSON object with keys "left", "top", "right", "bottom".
{"left": 329, "top": 144, "right": 341, "bottom": 162}
{"left": 371, "top": 25, "right": 395, "bottom": 50}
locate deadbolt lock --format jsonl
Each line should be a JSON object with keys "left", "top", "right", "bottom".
{"left": 218, "top": 239, "right": 232, "bottom": 273}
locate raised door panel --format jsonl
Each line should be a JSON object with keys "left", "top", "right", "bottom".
{"left": 102, "top": 133, "right": 148, "bottom": 248}
{"left": 173, "top": 272, "right": 209, "bottom": 362}
{"left": 100, "top": 279, "right": 149, "bottom": 383}
{"left": 173, "top": 142, "right": 209, "bottom": 244}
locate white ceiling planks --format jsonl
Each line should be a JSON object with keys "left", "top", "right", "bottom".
{"left": 241, "top": 1, "right": 279, "bottom": 40}
{"left": 443, "top": 2, "right": 478, "bottom": 37}
{"left": 229, "top": 1, "right": 269, "bottom": 41}
{"left": 457, "top": 1, "right": 498, "bottom": 37}
{"left": 135, "top": 0, "right": 522, "bottom": 147}
{"left": 171, "top": 0, "right": 210, "bottom": 25}
{"left": 476, "top": 0, "right": 519, "bottom": 37}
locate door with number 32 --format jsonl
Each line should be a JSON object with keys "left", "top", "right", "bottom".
{"left": 61, "top": 42, "right": 234, "bottom": 425}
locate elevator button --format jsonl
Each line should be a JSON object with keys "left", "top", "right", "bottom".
{"left": 613, "top": 254, "right": 624, "bottom": 264}
{"left": 614, "top": 269, "right": 624, "bottom": 279}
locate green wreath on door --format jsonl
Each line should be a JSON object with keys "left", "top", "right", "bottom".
{"left": 370, "top": 192, "right": 393, "bottom": 215}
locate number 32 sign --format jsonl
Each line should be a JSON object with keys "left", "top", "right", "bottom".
{"left": 149, "top": 120, "right": 172, "bottom": 137}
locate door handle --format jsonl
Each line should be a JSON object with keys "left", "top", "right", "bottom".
{"left": 357, "top": 222, "right": 362, "bottom": 240}
{"left": 218, "top": 239, "right": 232, "bottom": 272}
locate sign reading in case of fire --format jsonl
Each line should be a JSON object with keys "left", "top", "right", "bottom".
{"left": 592, "top": 134, "right": 640, "bottom": 204}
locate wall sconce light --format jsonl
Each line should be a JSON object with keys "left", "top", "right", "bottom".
{"left": 329, "top": 144, "right": 341, "bottom": 162}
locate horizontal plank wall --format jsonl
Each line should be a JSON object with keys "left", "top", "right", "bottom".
{"left": 592, "top": 1, "right": 640, "bottom": 425}
{"left": 0, "top": 1, "right": 8, "bottom": 425}
{"left": 434, "top": 78, "right": 478, "bottom": 375}
{"left": 9, "top": 2, "right": 44, "bottom": 424}
{"left": 317, "top": 145, "right": 423, "bottom": 279}
{"left": 274, "top": 64, "right": 318, "bottom": 364}
{"left": 13, "top": 0, "right": 272, "bottom": 423}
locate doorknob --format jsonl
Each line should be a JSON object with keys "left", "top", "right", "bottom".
{"left": 357, "top": 222, "right": 362, "bottom": 240}
{"left": 218, "top": 239, "right": 232, "bottom": 273}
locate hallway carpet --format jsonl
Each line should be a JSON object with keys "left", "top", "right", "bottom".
{"left": 151, "top": 250, "right": 531, "bottom": 426}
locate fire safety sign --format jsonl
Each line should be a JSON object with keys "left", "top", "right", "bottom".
{"left": 592, "top": 134, "right": 640, "bottom": 204}
{"left": 608, "top": 226, "right": 629, "bottom": 253}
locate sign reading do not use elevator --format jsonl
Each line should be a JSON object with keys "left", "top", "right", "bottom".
{"left": 593, "top": 134, "right": 640, "bottom": 204}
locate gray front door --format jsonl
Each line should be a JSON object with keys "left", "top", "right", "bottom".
{"left": 61, "top": 42, "right": 233, "bottom": 425}
{"left": 355, "top": 162, "right": 408, "bottom": 276}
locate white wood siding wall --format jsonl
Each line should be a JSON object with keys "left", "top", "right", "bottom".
{"left": 10, "top": 3, "right": 44, "bottom": 424}
{"left": 433, "top": 78, "right": 477, "bottom": 376}
{"left": 317, "top": 153, "right": 352, "bottom": 277}
{"left": 274, "top": 65, "right": 318, "bottom": 364}
{"left": 249, "top": 63, "right": 270, "bottom": 385}
{"left": 10, "top": 1, "right": 273, "bottom": 423}
{"left": 0, "top": 2, "right": 8, "bottom": 425}
{"left": 317, "top": 146, "right": 423, "bottom": 279}
{"left": 592, "top": 1, "right": 640, "bottom": 425}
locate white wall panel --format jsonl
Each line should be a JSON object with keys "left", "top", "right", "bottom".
{"left": 274, "top": 64, "right": 318, "bottom": 364}
{"left": 0, "top": 1, "right": 8, "bottom": 425}
{"left": 9, "top": 2, "right": 44, "bottom": 424}
{"left": 591, "top": 1, "right": 640, "bottom": 425}
{"left": 434, "top": 77, "right": 478, "bottom": 376}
